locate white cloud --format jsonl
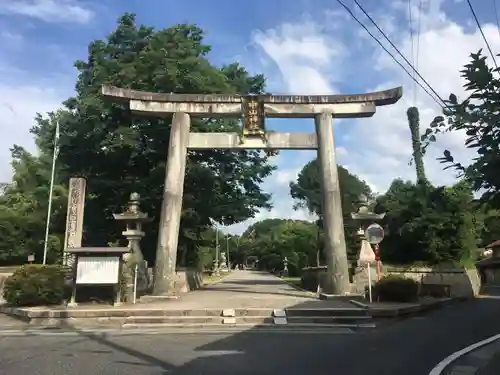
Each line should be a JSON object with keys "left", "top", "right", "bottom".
{"left": 0, "top": 0, "right": 94, "bottom": 24}
{"left": 251, "top": 20, "right": 344, "bottom": 94}
{"left": 225, "top": 0, "right": 497, "bottom": 233}
{"left": 0, "top": 81, "right": 64, "bottom": 182}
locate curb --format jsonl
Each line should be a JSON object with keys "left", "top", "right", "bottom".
{"left": 347, "top": 297, "right": 468, "bottom": 318}
{"left": 429, "top": 334, "right": 500, "bottom": 375}
{"left": 277, "top": 276, "right": 316, "bottom": 297}
{"left": 202, "top": 271, "right": 233, "bottom": 286}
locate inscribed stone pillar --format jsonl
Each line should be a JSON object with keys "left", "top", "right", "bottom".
{"left": 63, "top": 177, "right": 86, "bottom": 266}
{"left": 153, "top": 112, "right": 191, "bottom": 295}
{"left": 315, "top": 112, "right": 350, "bottom": 295}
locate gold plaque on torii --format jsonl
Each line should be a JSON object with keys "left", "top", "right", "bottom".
{"left": 242, "top": 96, "right": 265, "bottom": 137}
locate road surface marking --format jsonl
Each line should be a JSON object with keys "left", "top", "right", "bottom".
{"left": 429, "top": 333, "right": 500, "bottom": 375}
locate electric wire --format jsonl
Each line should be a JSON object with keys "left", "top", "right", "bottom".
{"left": 336, "top": 0, "right": 448, "bottom": 109}
{"left": 408, "top": 0, "right": 416, "bottom": 104}
{"left": 415, "top": 0, "right": 423, "bottom": 103}
{"left": 492, "top": 0, "right": 500, "bottom": 39}
{"left": 466, "top": 0, "right": 499, "bottom": 69}
{"left": 350, "top": 0, "right": 448, "bottom": 107}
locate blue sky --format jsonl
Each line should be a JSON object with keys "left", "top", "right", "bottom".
{"left": 0, "top": 0, "right": 499, "bottom": 233}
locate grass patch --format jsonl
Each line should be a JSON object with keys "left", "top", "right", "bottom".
{"left": 203, "top": 272, "right": 231, "bottom": 285}
{"left": 280, "top": 276, "right": 301, "bottom": 288}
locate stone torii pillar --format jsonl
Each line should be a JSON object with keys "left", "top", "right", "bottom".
{"left": 102, "top": 86, "right": 402, "bottom": 296}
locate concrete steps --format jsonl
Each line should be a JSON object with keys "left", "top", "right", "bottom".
{"left": 120, "top": 307, "right": 375, "bottom": 330}
{"left": 122, "top": 315, "right": 373, "bottom": 325}
{"left": 3, "top": 305, "right": 377, "bottom": 330}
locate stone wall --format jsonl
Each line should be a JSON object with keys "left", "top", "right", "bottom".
{"left": 303, "top": 265, "right": 481, "bottom": 297}
{"left": 383, "top": 266, "right": 480, "bottom": 298}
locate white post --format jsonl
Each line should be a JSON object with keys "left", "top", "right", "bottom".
{"left": 226, "top": 236, "right": 230, "bottom": 270}
{"left": 367, "top": 265, "right": 373, "bottom": 303}
{"left": 215, "top": 227, "right": 220, "bottom": 275}
{"left": 42, "top": 120, "right": 60, "bottom": 265}
{"left": 133, "top": 263, "right": 138, "bottom": 304}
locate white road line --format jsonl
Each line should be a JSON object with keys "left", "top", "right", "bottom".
{"left": 429, "top": 333, "right": 500, "bottom": 375}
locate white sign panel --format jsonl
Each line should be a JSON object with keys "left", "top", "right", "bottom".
{"left": 359, "top": 241, "right": 376, "bottom": 265}
{"left": 76, "top": 256, "right": 120, "bottom": 285}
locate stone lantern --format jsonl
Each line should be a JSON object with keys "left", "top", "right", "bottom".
{"left": 350, "top": 194, "right": 386, "bottom": 292}
{"left": 113, "top": 192, "right": 152, "bottom": 299}
{"left": 283, "top": 256, "right": 289, "bottom": 277}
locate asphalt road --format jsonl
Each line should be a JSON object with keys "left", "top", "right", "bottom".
{"left": 1, "top": 298, "right": 500, "bottom": 375}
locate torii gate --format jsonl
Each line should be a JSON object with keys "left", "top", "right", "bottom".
{"left": 102, "top": 85, "right": 402, "bottom": 296}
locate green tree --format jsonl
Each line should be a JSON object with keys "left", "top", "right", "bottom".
{"left": 407, "top": 106, "right": 427, "bottom": 185}
{"left": 289, "top": 160, "right": 372, "bottom": 259}
{"left": 243, "top": 219, "right": 319, "bottom": 275}
{"left": 28, "top": 14, "right": 275, "bottom": 267}
{"left": 423, "top": 50, "right": 500, "bottom": 204}
{"left": 376, "top": 180, "right": 478, "bottom": 265}
{"left": 375, "top": 98, "right": 480, "bottom": 266}
{"left": 0, "top": 144, "right": 66, "bottom": 264}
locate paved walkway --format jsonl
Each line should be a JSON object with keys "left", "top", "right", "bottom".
{"left": 0, "top": 312, "right": 28, "bottom": 328}
{"left": 161, "top": 270, "right": 321, "bottom": 309}
{"left": 8, "top": 271, "right": 352, "bottom": 313}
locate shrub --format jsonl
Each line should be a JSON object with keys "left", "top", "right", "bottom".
{"left": 3, "top": 265, "right": 66, "bottom": 306}
{"left": 300, "top": 266, "right": 327, "bottom": 292}
{"left": 373, "top": 275, "right": 419, "bottom": 303}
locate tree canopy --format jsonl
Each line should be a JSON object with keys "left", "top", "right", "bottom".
{"left": 424, "top": 50, "right": 500, "bottom": 204}
{"left": 289, "top": 160, "right": 372, "bottom": 259}
{"left": 0, "top": 13, "right": 275, "bottom": 266}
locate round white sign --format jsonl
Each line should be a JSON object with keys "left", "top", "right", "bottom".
{"left": 365, "top": 223, "right": 385, "bottom": 244}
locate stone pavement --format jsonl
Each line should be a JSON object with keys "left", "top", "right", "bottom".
{"left": 163, "top": 270, "right": 324, "bottom": 309}
{"left": 0, "top": 311, "right": 28, "bottom": 328}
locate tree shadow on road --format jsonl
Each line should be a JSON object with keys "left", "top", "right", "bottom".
{"left": 42, "top": 298, "right": 500, "bottom": 375}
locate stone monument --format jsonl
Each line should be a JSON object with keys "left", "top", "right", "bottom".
{"left": 102, "top": 85, "right": 402, "bottom": 296}
{"left": 113, "top": 192, "right": 152, "bottom": 299}
{"left": 63, "top": 177, "right": 86, "bottom": 266}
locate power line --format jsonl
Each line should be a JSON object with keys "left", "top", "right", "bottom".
{"left": 492, "top": 0, "right": 500, "bottom": 39}
{"left": 466, "top": 0, "right": 499, "bottom": 69}
{"left": 338, "top": 0, "right": 448, "bottom": 109}
{"left": 415, "top": 0, "right": 423, "bottom": 102}
{"left": 351, "top": 0, "right": 448, "bottom": 107}
{"left": 408, "top": 0, "right": 416, "bottom": 103}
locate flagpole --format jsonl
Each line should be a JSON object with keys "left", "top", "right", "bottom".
{"left": 42, "top": 120, "right": 60, "bottom": 265}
